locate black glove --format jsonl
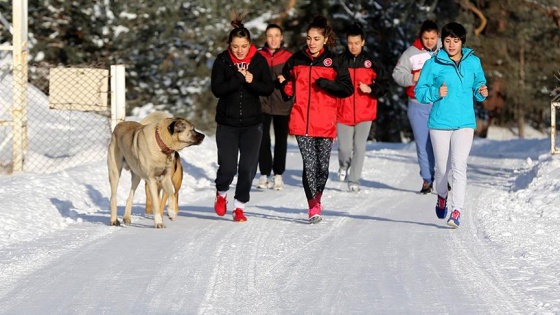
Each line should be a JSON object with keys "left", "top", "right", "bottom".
{"left": 315, "top": 78, "right": 329, "bottom": 89}
{"left": 274, "top": 78, "right": 284, "bottom": 90}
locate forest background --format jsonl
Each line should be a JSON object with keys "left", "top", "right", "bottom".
{"left": 0, "top": 0, "right": 559, "bottom": 142}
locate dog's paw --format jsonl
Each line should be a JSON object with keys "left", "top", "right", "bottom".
{"left": 155, "top": 223, "right": 166, "bottom": 229}
{"left": 123, "top": 218, "right": 132, "bottom": 225}
{"left": 110, "top": 219, "right": 121, "bottom": 227}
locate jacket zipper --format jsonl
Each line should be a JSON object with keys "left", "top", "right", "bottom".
{"left": 306, "top": 61, "right": 313, "bottom": 136}
{"left": 352, "top": 57, "right": 357, "bottom": 124}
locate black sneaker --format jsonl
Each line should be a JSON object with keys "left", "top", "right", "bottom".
{"left": 420, "top": 180, "right": 432, "bottom": 194}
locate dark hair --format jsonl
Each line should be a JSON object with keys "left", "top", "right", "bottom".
{"left": 346, "top": 22, "right": 365, "bottom": 39}
{"left": 418, "top": 19, "right": 439, "bottom": 38}
{"left": 228, "top": 11, "right": 251, "bottom": 44}
{"left": 441, "top": 22, "right": 467, "bottom": 44}
{"left": 307, "top": 15, "right": 337, "bottom": 47}
{"left": 265, "top": 23, "right": 283, "bottom": 34}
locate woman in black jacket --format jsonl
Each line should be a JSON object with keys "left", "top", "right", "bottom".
{"left": 211, "top": 12, "right": 274, "bottom": 222}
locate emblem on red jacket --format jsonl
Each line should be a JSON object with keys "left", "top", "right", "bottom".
{"left": 364, "top": 60, "right": 372, "bottom": 68}
{"left": 323, "top": 58, "right": 333, "bottom": 67}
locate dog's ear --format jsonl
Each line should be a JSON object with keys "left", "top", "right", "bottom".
{"left": 168, "top": 119, "right": 188, "bottom": 134}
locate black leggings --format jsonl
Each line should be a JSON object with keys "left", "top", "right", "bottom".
{"left": 259, "top": 114, "right": 289, "bottom": 176}
{"left": 296, "top": 136, "right": 333, "bottom": 204}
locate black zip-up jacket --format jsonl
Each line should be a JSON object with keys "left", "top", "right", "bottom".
{"left": 211, "top": 50, "right": 274, "bottom": 127}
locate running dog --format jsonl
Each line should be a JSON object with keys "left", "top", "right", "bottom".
{"left": 107, "top": 111, "right": 205, "bottom": 228}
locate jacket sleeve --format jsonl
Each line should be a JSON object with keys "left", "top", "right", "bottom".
{"left": 316, "top": 57, "right": 354, "bottom": 98}
{"left": 471, "top": 57, "right": 487, "bottom": 102}
{"left": 246, "top": 56, "right": 274, "bottom": 97}
{"left": 211, "top": 57, "right": 244, "bottom": 98}
{"left": 280, "top": 59, "right": 295, "bottom": 101}
{"left": 414, "top": 59, "right": 441, "bottom": 104}
{"left": 369, "top": 61, "right": 390, "bottom": 97}
{"left": 392, "top": 48, "right": 414, "bottom": 88}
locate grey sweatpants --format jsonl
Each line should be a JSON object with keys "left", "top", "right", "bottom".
{"left": 429, "top": 128, "right": 474, "bottom": 212}
{"left": 337, "top": 121, "right": 372, "bottom": 185}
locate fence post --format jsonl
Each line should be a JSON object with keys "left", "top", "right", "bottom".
{"left": 110, "top": 64, "right": 126, "bottom": 131}
{"left": 552, "top": 102, "right": 560, "bottom": 154}
{"left": 11, "top": 0, "right": 28, "bottom": 172}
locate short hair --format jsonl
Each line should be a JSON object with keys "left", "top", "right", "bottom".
{"left": 346, "top": 22, "right": 365, "bottom": 39}
{"left": 441, "top": 22, "right": 467, "bottom": 44}
{"left": 418, "top": 19, "right": 439, "bottom": 38}
{"left": 265, "top": 23, "right": 283, "bottom": 34}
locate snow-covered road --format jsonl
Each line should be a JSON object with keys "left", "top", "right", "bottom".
{"left": 0, "top": 137, "right": 556, "bottom": 314}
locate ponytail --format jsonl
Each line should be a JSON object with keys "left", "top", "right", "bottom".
{"left": 307, "top": 15, "right": 337, "bottom": 48}
{"left": 228, "top": 10, "right": 251, "bottom": 44}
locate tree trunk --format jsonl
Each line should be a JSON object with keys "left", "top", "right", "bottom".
{"left": 518, "top": 44, "right": 525, "bottom": 138}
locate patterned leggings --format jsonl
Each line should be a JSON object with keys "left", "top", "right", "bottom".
{"left": 296, "top": 136, "right": 333, "bottom": 208}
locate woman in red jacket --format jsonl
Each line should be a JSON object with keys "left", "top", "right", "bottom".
{"left": 279, "top": 15, "right": 353, "bottom": 223}
{"left": 337, "top": 22, "right": 390, "bottom": 192}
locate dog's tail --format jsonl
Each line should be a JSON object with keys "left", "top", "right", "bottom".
{"left": 139, "top": 111, "right": 173, "bottom": 126}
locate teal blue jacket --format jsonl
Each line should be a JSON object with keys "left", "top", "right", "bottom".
{"left": 414, "top": 47, "right": 486, "bottom": 129}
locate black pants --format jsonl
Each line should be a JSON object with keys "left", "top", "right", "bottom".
{"left": 215, "top": 123, "right": 262, "bottom": 203}
{"left": 259, "top": 114, "right": 289, "bottom": 176}
{"left": 295, "top": 136, "right": 333, "bottom": 205}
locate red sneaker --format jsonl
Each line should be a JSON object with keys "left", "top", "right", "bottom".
{"left": 308, "top": 204, "right": 323, "bottom": 224}
{"left": 214, "top": 193, "right": 227, "bottom": 216}
{"left": 232, "top": 208, "right": 247, "bottom": 222}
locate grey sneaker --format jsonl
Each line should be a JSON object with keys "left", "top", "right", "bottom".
{"left": 273, "top": 174, "right": 284, "bottom": 191}
{"left": 257, "top": 175, "right": 269, "bottom": 189}
{"left": 338, "top": 168, "right": 347, "bottom": 181}
{"left": 348, "top": 183, "right": 360, "bottom": 192}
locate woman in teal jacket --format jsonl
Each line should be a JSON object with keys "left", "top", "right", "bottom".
{"left": 414, "top": 22, "right": 488, "bottom": 228}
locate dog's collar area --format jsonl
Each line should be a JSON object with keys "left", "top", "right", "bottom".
{"left": 155, "top": 127, "right": 174, "bottom": 155}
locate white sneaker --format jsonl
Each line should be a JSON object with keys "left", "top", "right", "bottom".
{"left": 338, "top": 168, "right": 347, "bottom": 182}
{"left": 273, "top": 174, "right": 284, "bottom": 191}
{"left": 257, "top": 175, "right": 269, "bottom": 189}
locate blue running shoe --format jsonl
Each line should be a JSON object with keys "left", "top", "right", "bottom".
{"left": 435, "top": 195, "right": 447, "bottom": 219}
{"left": 447, "top": 210, "right": 461, "bottom": 228}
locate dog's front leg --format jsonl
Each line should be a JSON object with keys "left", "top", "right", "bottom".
{"left": 147, "top": 179, "right": 166, "bottom": 228}
{"left": 161, "top": 175, "right": 178, "bottom": 221}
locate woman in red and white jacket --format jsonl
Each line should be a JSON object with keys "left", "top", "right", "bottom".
{"left": 279, "top": 15, "right": 353, "bottom": 223}
{"left": 336, "top": 22, "right": 390, "bottom": 192}
{"left": 392, "top": 20, "right": 440, "bottom": 194}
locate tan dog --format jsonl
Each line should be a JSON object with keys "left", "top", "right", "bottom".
{"left": 107, "top": 111, "right": 205, "bottom": 228}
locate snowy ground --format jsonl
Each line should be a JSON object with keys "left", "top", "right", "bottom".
{"left": 0, "top": 121, "right": 559, "bottom": 314}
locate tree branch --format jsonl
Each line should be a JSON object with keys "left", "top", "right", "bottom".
{"left": 274, "top": 0, "right": 297, "bottom": 25}
{"left": 459, "top": 0, "right": 487, "bottom": 36}
{"left": 523, "top": 0, "right": 560, "bottom": 28}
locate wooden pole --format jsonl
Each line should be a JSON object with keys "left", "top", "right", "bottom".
{"left": 110, "top": 65, "right": 126, "bottom": 131}
{"left": 11, "top": 0, "right": 28, "bottom": 172}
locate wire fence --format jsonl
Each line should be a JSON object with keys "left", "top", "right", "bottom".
{"left": 0, "top": 62, "right": 112, "bottom": 174}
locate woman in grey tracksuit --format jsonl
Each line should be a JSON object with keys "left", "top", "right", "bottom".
{"left": 392, "top": 20, "right": 440, "bottom": 194}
